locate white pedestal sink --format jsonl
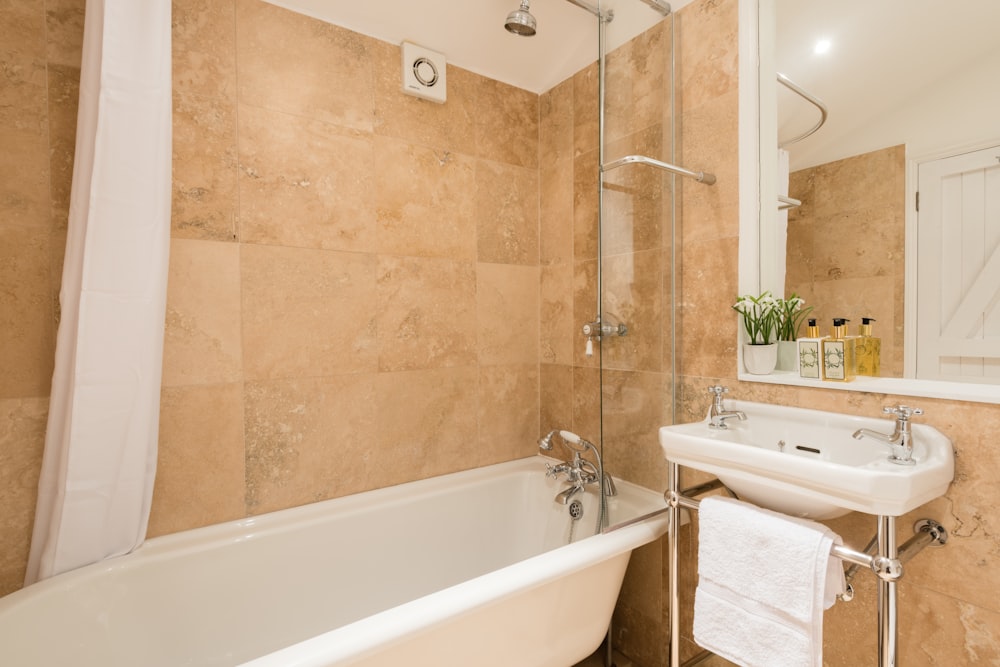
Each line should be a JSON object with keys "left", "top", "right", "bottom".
{"left": 659, "top": 400, "right": 954, "bottom": 519}
{"left": 660, "top": 396, "right": 955, "bottom": 667}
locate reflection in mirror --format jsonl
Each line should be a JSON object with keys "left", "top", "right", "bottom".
{"left": 759, "top": 0, "right": 1000, "bottom": 385}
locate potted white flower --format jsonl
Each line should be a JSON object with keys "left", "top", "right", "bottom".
{"left": 733, "top": 291, "right": 779, "bottom": 374}
{"left": 774, "top": 293, "right": 813, "bottom": 371}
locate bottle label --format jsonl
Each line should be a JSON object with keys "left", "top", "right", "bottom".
{"left": 824, "top": 340, "right": 847, "bottom": 380}
{"left": 798, "top": 341, "right": 821, "bottom": 379}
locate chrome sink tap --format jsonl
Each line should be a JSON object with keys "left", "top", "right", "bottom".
{"left": 852, "top": 405, "right": 923, "bottom": 466}
{"left": 707, "top": 385, "right": 746, "bottom": 429}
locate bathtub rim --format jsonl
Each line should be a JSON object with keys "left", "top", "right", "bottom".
{"left": 242, "top": 459, "right": 668, "bottom": 667}
{"left": 0, "top": 456, "right": 669, "bottom": 667}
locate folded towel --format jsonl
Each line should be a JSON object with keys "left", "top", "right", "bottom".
{"left": 693, "top": 496, "right": 845, "bottom": 667}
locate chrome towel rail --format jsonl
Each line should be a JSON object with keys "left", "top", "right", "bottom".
{"left": 664, "top": 489, "right": 919, "bottom": 576}
{"left": 602, "top": 154, "right": 716, "bottom": 185}
{"left": 664, "top": 466, "right": 948, "bottom": 667}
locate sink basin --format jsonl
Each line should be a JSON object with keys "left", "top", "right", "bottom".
{"left": 659, "top": 400, "right": 954, "bottom": 519}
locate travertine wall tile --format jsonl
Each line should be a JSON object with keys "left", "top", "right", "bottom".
{"left": 242, "top": 243, "right": 377, "bottom": 380}
{"left": 373, "top": 136, "right": 476, "bottom": 260}
{"left": 237, "top": 104, "right": 375, "bottom": 252}
{"left": 46, "top": 63, "right": 79, "bottom": 230}
{"left": 475, "top": 159, "right": 539, "bottom": 265}
{"left": 43, "top": 0, "right": 84, "bottom": 68}
{"left": 150, "top": 384, "right": 246, "bottom": 534}
{"left": 473, "top": 77, "right": 539, "bottom": 169}
{"left": 245, "top": 374, "right": 376, "bottom": 514}
{"left": 172, "top": 0, "right": 236, "bottom": 101}
{"left": 540, "top": 162, "right": 574, "bottom": 265}
{"left": 0, "top": 397, "right": 47, "bottom": 596}
{"left": 677, "top": 89, "right": 740, "bottom": 213}
{"left": 162, "top": 239, "right": 243, "bottom": 387}
{"left": 477, "top": 364, "right": 540, "bottom": 465}
{"left": 539, "top": 363, "right": 574, "bottom": 437}
{"left": 373, "top": 366, "right": 479, "bottom": 487}
{"left": 540, "top": 263, "right": 575, "bottom": 365}
{"left": 605, "top": 22, "right": 666, "bottom": 144}
{"left": 376, "top": 255, "right": 477, "bottom": 372}
{"left": 573, "top": 62, "right": 599, "bottom": 157}
{"left": 573, "top": 149, "right": 600, "bottom": 260}
{"left": 477, "top": 263, "right": 539, "bottom": 366}
{"left": 539, "top": 78, "right": 574, "bottom": 165}
{"left": 0, "top": 227, "right": 53, "bottom": 399}
{"left": 601, "top": 369, "right": 666, "bottom": 490}
{"left": 172, "top": 93, "right": 238, "bottom": 241}
{"left": 1, "top": 2, "right": 46, "bottom": 60}
{"left": 573, "top": 259, "right": 600, "bottom": 369}
{"left": 675, "top": 0, "right": 738, "bottom": 113}
{"left": 601, "top": 250, "right": 664, "bottom": 373}
{"left": 0, "top": 51, "right": 49, "bottom": 230}
{"left": 236, "top": 0, "right": 374, "bottom": 132}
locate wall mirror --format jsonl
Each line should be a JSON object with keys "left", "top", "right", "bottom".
{"left": 738, "top": 0, "right": 1000, "bottom": 404}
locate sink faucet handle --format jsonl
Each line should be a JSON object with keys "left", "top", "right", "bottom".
{"left": 707, "top": 385, "right": 729, "bottom": 397}
{"left": 883, "top": 405, "right": 924, "bottom": 421}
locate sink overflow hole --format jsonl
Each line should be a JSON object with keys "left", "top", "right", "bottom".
{"left": 795, "top": 445, "right": 822, "bottom": 455}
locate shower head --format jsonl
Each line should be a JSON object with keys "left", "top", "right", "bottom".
{"left": 505, "top": 0, "right": 537, "bottom": 36}
{"left": 538, "top": 429, "right": 559, "bottom": 451}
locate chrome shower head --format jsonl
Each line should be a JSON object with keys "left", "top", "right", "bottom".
{"left": 538, "top": 429, "right": 558, "bottom": 451}
{"left": 505, "top": 0, "right": 537, "bottom": 36}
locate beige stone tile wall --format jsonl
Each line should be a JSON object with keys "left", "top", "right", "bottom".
{"left": 0, "top": 0, "right": 84, "bottom": 596}
{"left": 787, "top": 145, "right": 906, "bottom": 376}
{"left": 154, "top": 0, "right": 542, "bottom": 536}
{"left": 0, "top": 0, "right": 540, "bottom": 593}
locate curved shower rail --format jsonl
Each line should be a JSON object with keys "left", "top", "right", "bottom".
{"left": 603, "top": 154, "right": 717, "bottom": 185}
{"left": 777, "top": 72, "right": 828, "bottom": 148}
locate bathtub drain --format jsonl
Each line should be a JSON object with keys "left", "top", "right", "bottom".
{"left": 566, "top": 499, "right": 585, "bottom": 544}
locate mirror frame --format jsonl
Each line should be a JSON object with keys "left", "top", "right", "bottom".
{"left": 736, "top": 0, "right": 1000, "bottom": 405}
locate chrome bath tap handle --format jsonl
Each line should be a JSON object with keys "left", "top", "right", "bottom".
{"left": 884, "top": 405, "right": 923, "bottom": 420}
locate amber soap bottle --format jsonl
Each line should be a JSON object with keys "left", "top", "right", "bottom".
{"left": 855, "top": 316, "right": 882, "bottom": 376}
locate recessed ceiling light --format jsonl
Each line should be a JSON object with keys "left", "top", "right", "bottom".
{"left": 814, "top": 39, "right": 832, "bottom": 55}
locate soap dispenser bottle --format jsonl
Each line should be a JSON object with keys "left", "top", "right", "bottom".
{"left": 797, "top": 318, "right": 826, "bottom": 379}
{"left": 822, "top": 318, "right": 856, "bottom": 381}
{"left": 855, "top": 316, "right": 881, "bottom": 376}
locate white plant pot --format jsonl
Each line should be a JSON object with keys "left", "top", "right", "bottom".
{"left": 743, "top": 343, "right": 778, "bottom": 375}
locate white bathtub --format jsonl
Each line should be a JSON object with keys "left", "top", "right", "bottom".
{"left": 0, "top": 456, "right": 668, "bottom": 667}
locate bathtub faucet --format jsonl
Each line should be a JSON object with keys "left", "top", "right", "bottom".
{"left": 539, "top": 429, "right": 617, "bottom": 505}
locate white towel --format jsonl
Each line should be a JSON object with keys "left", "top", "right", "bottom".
{"left": 693, "top": 496, "right": 845, "bottom": 667}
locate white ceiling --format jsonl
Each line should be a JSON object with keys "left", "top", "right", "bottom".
{"left": 265, "top": 0, "right": 693, "bottom": 93}
{"left": 775, "top": 0, "right": 1000, "bottom": 170}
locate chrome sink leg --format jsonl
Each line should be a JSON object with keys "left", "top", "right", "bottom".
{"left": 667, "top": 461, "right": 681, "bottom": 667}
{"left": 877, "top": 515, "right": 898, "bottom": 667}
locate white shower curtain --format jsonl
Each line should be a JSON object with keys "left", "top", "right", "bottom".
{"left": 25, "top": 0, "right": 172, "bottom": 583}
